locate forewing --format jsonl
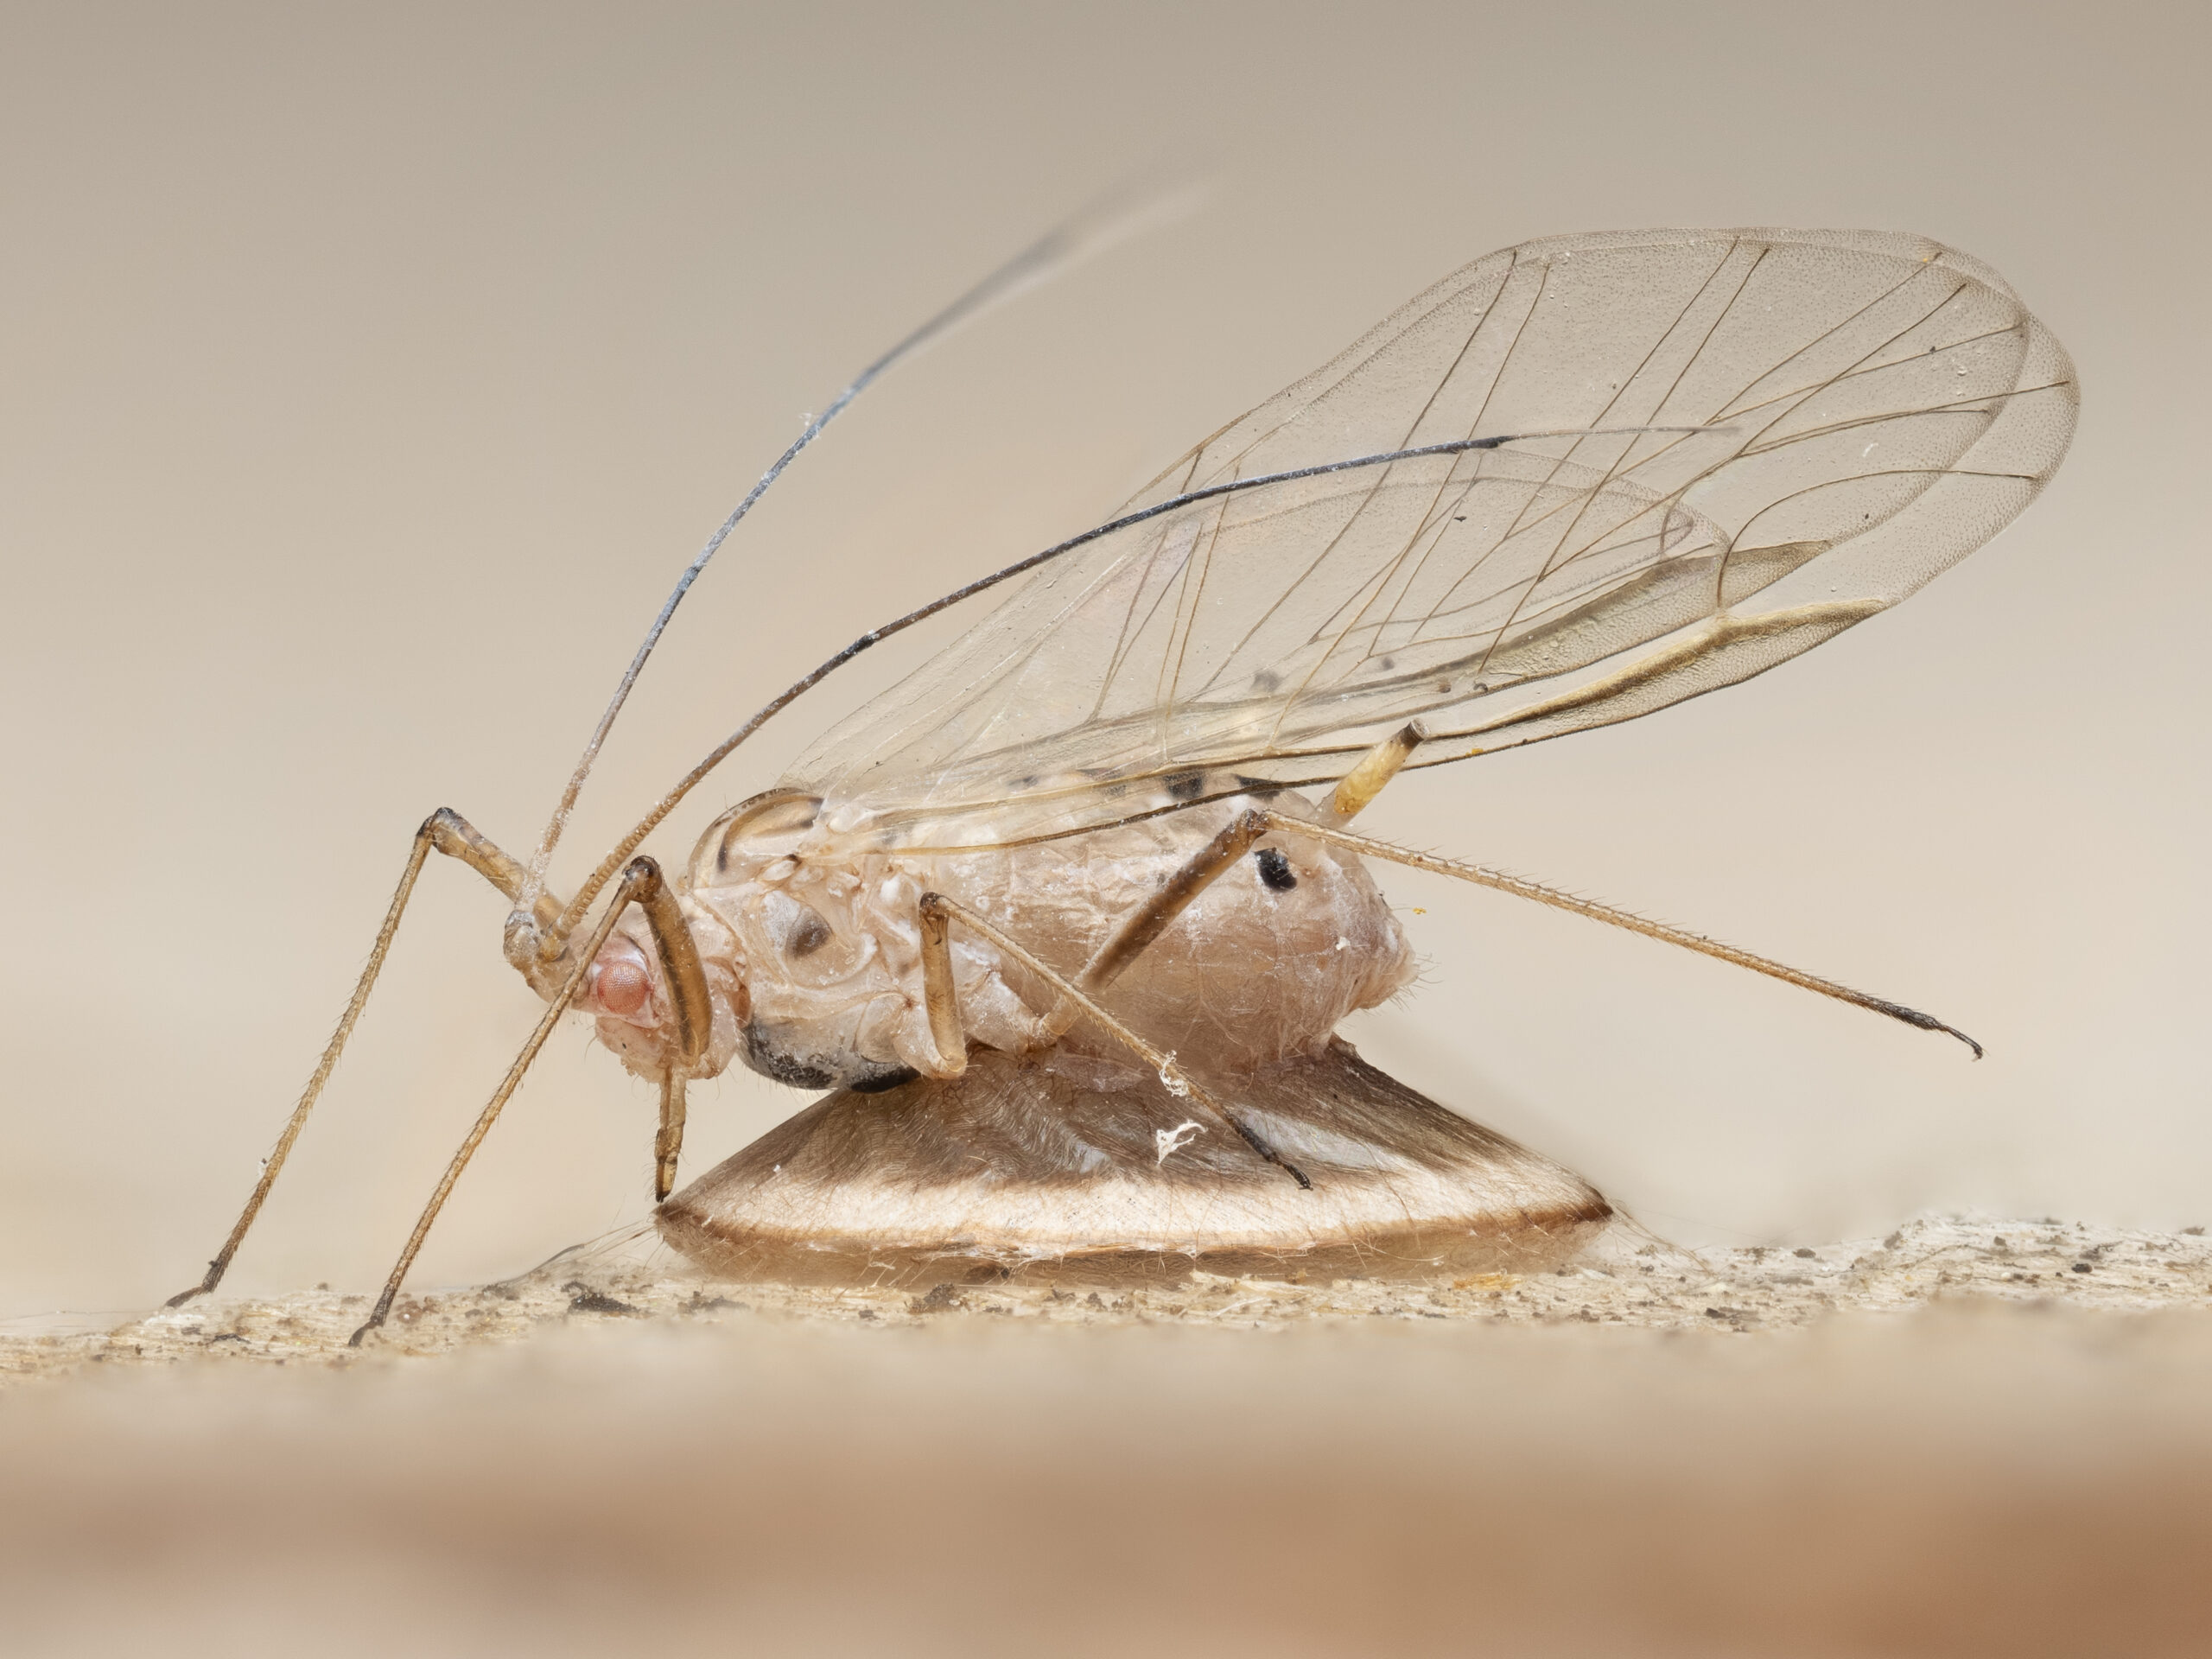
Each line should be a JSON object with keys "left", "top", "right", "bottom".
{"left": 792, "top": 228, "right": 2075, "bottom": 850}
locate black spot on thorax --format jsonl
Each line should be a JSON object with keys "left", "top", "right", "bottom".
{"left": 785, "top": 907, "right": 832, "bottom": 957}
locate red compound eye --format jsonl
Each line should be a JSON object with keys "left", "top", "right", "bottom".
{"left": 594, "top": 957, "right": 651, "bottom": 1016}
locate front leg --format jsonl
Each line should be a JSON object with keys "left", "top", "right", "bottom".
{"left": 915, "top": 892, "right": 970, "bottom": 1077}
{"left": 620, "top": 863, "right": 714, "bottom": 1202}
{"left": 351, "top": 860, "right": 652, "bottom": 1344}
{"left": 169, "top": 808, "right": 566, "bottom": 1307}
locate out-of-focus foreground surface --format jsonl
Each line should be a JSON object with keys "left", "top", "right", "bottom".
{"left": 6, "top": 1219, "right": 2208, "bottom": 1657}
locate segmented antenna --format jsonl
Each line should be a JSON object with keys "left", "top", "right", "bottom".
{"left": 516, "top": 181, "right": 1201, "bottom": 918}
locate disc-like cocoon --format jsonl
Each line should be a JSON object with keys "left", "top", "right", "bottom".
{"left": 658, "top": 1042, "right": 1611, "bottom": 1287}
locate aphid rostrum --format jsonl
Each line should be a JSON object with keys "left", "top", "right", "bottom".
{"left": 165, "top": 224, "right": 2076, "bottom": 1338}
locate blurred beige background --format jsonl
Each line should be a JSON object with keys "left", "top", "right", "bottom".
{"left": 1, "top": 0, "right": 2202, "bottom": 1317}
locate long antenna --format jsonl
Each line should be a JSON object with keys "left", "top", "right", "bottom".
{"left": 516, "top": 181, "right": 1199, "bottom": 915}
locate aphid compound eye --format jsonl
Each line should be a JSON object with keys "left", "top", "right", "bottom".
{"left": 594, "top": 957, "right": 652, "bottom": 1016}
{"left": 1255, "top": 848, "right": 1298, "bottom": 892}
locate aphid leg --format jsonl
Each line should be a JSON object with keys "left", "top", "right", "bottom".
{"left": 919, "top": 893, "right": 1310, "bottom": 1189}
{"left": 167, "top": 809, "right": 563, "bottom": 1308}
{"left": 654, "top": 1074, "right": 689, "bottom": 1205}
{"left": 1276, "top": 817, "right": 1986, "bottom": 1058}
{"left": 624, "top": 864, "right": 712, "bottom": 1201}
{"left": 914, "top": 894, "right": 971, "bottom": 1077}
{"left": 1319, "top": 721, "right": 1427, "bottom": 826}
{"left": 348, "top": 859, "right": 653, "bottom": 1346}
{"left": 426, "top": 808, "right": 569, "bottom": 936}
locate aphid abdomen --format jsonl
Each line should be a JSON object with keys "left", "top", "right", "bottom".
{"left": 943, "top": 795, "right": 1414, "bottom": 1077}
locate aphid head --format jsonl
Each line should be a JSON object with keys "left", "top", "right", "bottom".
{"left": 572, "top": 908, "right": 744, "bottom": 1085}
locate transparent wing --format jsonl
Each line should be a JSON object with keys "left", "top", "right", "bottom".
{"left": 791, "top": 228, "right": 2076, "bottom": 851}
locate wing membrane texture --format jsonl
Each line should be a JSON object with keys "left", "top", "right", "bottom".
{"left": 792, "top": 228, "right": 2075, "bottom": 849}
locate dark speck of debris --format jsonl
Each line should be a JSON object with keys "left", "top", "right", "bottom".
{"left": 1883, "top": 1231, "right": 1904, "bottom": 1249}
{"left": 1084, "top": 1292, "right": 1106, "bottom": 1310}
{"left": 208, "top": 1333, "right": 246, "bottom": 1344}
{"left": 2183, "top": 1226, "right": 2205, "bottom": 1236}
{"left": 2071, "top": 1262, "right": 2093, "bottom": 1274}
{"left": 565, "top": 1283, "right": 642, "bottom": 1316}
{"left": 858, "top": 1308, "right": 878, "bottom": 1321}
{"left": 1255, "top": 848, "right": 1298, "bottom": 891}
{"left": 1792, "top": 1248, "right": 1816, "bottom": 1259}
{"left": 911, "top": 1283, "right": 961, "bottom": 1314}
